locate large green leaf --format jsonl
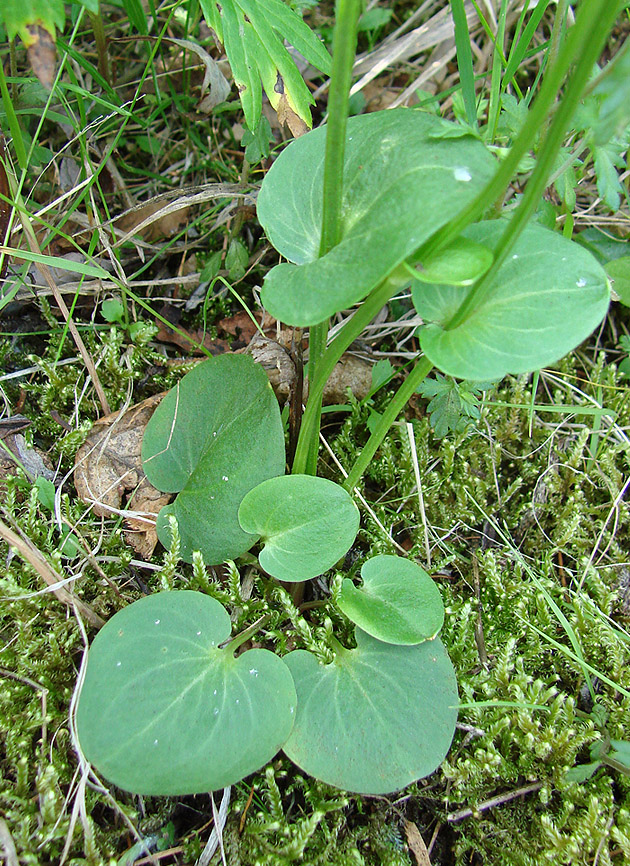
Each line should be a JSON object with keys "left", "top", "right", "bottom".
{"left": 0, "top": 0, "right": 64, "bottom": 42}
{"left": 142, "top": 355, "right": 285, "bottom": 564}
{"left": 76, "top": 591, "right": 297, "bottom": 795}
{"left": 413, "top": 220, "right": 610, "bottom": 380}
{"left": 238, "top": 475, "right": 360, "bottom": 582}
{"left": 283, "top": 629, "right": 458, "bottom": 794}
{"left": 257, "top": 110, "right": 497, "bottom": 326}
{"left": 337, "top": 555, "right": 444, "bottom": 645}
{"left": 199, "top": 0, "right": 330, "bottom": 130}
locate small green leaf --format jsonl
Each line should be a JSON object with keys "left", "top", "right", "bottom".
{"left": 370, "top": 359, "right": 394, "bottom": 392}
{"left": 565, "top": 762, "right": 602, "bottom": 783}
{"left": 35, "top": 477, "right": 56, "bottom": 511}
{"left": 283, "top": 628, "right": 458, "bottom": 794}
{"left": 606, "top": 256, "right": 630, "bottom": 306}
{"left": 358, "top": 8, "right": 392, "bottom": 31}
{"left": 413, "top": 236, "right": 494, "bottom": 286}
{"left": 225, "top": 238, "right": 248, "bottom": 280}
{"left": 101, "top": 298, "right": 125, "bottom": 324}
{"left": 241, "top": 115, "right": 273, "bottom": 164}
{"left": 337, "top": 555, "right": 444, "bottom": 645}
{"left": 575, "top": 227, "right": 628, "bottom": 265}
{"left": 238, "top": 475, "right": 359, "bottom": 582}
{"left": 413, "top": 220, "right": 610, "bottom": 380}
{"left": 142, "top": 355, "right": 285, "bottom": 564}
{"left": 76, "top": 591, "right": 297, "bottom": 795}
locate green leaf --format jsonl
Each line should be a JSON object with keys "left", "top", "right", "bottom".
{"left": 413, "top": 236, "right": 494, "bottom": 286}
{"left": 120, "top": 0, "right": 149, "bottom": 34}
{"left": 142, "top": 355, "right": 285, "bottom": 564}
{"left": 242, "top": 115, "right": 273, "bottom": 164}
{"left": 370, "top": 359, "right": 394, "bottom": 392}
{"left": 0, "top": 0, "right": 64, "bottom": 42}
{"left": 225, "top": 238, "right": 249, "bottom": 280}
{"left": 238, "top": 475, "right": 359, "bottom": 582}
{"left": 413, "top": 220, "right": 610, "bottom": 380}
{"left": 337, "top": 555, "right": 444, "bottom": 645}
{"left": 35, "top": 477, "right": 56, "bottom": 511}
{"left": 565, "top": 762, "right": 602, "bottom": 783}
{"left": 575, "top": 227, "right": 628, "bottom": 265}
{"left": 101, "top": 298, "right": 125, "bottom": 324}
{"left": 76, "top": 591, "right": 297, "bottom": 795}
{"left": 592, "top": 141, "right": 627, "bottom": 212}
{"left": 199, "top": 0, "right": 329, "bottom": 130}
{"left": 607, "top": 256, "right": 630, "bottom": 305}
{"left": 358, "top": 8, "right": 393, "bottom": 31}
{"left": 417, "top": 373, "right": 488, "bottom": 437}
{"left": 610, "top": 739, "right": 630, "bottom": 769}
{"left": 283, "top": 629, "right": 458, "bottom": 794}
{"left": 258, "top": 110, "right": 497, "bottom": 326}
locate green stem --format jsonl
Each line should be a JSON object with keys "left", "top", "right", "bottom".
{"left": 293, "top": 266, "right": 410, "bottom": 474}
{"left": 444, "top": 0, "right": 620, "bottom": 331}
{"left": 298, "top": 0, "right": 361, "bottom": 475}
{"left": 89, "top": 11, "right": 111, "bottom": 85}
{"left": 319, "top": 0, "right": 360, "bottom": 257}
{"left": 413, "top": 0, "right": 617, "bottom": 279}
{"left": 343, "top": 356, "right": 433, "bottom": 491}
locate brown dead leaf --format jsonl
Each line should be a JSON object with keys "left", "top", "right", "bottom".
{"left": 74, "top": 394, "right": 171, "bottom": 559}
{"left": 404, "top": 821, "right": 432, "bottom": 866}
{"left": 322, "top": 354, "right": 372, "bottom": 404}
{"left": 248, "top": 334, "right": 296, "bottom": 404}
{"left": 156, "top": 320, "right": 232, "bottom": 355}
{"left": 276, "top": 93, "right": 309, "bottom": 137}
{"left": 116, "top": 199, "right": 189, "bottom": 242}
{"left": 25, "top": 24, "right": 56, "bottom": 90}
{"left": 218, "top": 310, "right": 264, "bottom": 344}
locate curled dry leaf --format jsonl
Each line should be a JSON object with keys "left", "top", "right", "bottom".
{"left": 74, "top": 394, "right": 171, "bottom": 559}
{"left": 248, "top": 335, "right": 372, "bottom": 405}
{"left": 25, "top": 23, "right": 56, "bottom": 90}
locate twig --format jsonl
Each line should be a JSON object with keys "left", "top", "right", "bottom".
{"left": 447, "top": 782, "right": 543, "bottom": 822}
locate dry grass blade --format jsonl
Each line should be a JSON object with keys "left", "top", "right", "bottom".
{"left": 0, "top": 516, "right": 104, "bottom": 627}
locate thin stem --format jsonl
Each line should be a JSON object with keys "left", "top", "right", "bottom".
{"left": 413, "top": 0, "right": 617, "bottom": 278}
{"left": 297, "top": 0, "right": 361, "bottom": 474}
{"left": 293, "top": 266, "right": 409, "bottom": 474}
{"left": 444, "top": 0, "right": 620, "bottom": 331}
{"left": 343, "top": 356, "right": 433, "bottom": 491}
{"left": 319, "top": 0, "right": 360, "bottom": 258}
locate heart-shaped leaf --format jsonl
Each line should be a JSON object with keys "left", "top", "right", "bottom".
{"left": 283, "top": 629, "right": 458, "bottom": 794}
{"left": 238, "top": 475, "right": 360, "bottom": 582}
{"left": 257, "top": 109, "right": 497, "bottom": 326}
{"left": 142, "top": 355, "right": 285, "bottom": 564}
{"left": 337, "top": 555, "right": 444, "bottom": 645}
{"left": 76, "top": 591, "right": 297, "bottom": 795}
{"left": 413, "top": 220, "right": 610, "bottom": 380}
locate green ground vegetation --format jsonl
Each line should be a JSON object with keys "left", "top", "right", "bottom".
{"left": 1, "top": 1, "right": 630, "bottom": 864}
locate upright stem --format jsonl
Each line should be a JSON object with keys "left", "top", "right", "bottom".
{"left": 293, "top": 266, "right": 410, "bottom": 475}
{"left": 300, "top": 0, "right": 361, "bottom": 476}
{"left": 343, "top": 356, "right": 433, "bottom": 491}
{"left": 444, "top": 0, "right": 620, "bottom": 331}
